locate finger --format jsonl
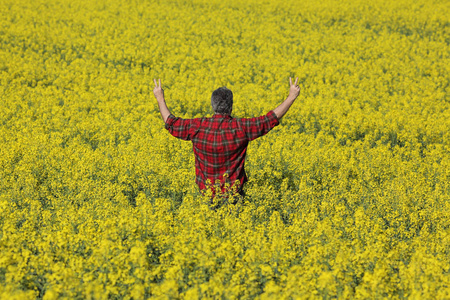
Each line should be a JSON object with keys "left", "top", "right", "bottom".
{"left": 294, "top": 77, "right": 299, "bottom": 86}
{"left": 289, "top": 77, "right": 292, "bottom": 86}
{"left": 158, "top": 78, "right": 161, "bottom": 88}
{"left": 154, "top": 79, "right": 157, "bottom": 87}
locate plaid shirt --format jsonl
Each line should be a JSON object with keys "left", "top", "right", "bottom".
{"left": 165, "top": 110, "right": 279, "bottom": 193}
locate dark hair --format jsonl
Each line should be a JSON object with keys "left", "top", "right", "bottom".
{"left": 211, "top": 87, "right": 233, "bottom": 114}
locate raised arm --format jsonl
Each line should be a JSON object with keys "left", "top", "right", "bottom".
{"left": 153, "top": 78, "right": 171, "bottom": 123}
{"left": 273, "top": 77, "right": 301, "bottom": 120}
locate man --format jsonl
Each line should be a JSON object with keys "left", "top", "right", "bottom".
{"left": 153, "top": 77, "right": 300, "bottom": 203}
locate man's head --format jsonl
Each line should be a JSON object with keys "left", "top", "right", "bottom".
{"left": 211, "top": 87, "right": 233, "bottom": 115}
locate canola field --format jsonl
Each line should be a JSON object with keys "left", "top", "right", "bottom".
{"left": 1, "top": 0, "right": 449, "bottom": 298}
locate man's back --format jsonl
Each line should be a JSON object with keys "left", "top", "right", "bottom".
{"left": 165, "top": 111, "right": 279, "bottom": 192}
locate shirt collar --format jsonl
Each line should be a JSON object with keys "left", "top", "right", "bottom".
{"left": 212, "top": 113, "right": 232, "bottom": 119}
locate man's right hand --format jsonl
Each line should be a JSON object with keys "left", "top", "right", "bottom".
{"left": 273, "top": 77, "right": 301, "bottom": 120}
{"left": 289, "top": 77, "right": 300, "bottom": 100}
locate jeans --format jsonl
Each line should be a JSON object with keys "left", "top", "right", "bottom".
{"left": 209, "top": 187, "right": 245, "bottom": 210}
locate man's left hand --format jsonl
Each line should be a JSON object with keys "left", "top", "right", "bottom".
{"left": 153, "top": 78, "right": 164, "bottom": 101}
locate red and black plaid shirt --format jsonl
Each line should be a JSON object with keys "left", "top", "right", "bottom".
{"left": 165, "top": 110, "right": 279, "bottom": 194}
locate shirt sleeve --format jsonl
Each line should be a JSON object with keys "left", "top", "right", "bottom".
{"left": 240, "top": 110, "right": 280, "bottom": 141}
{"left": 165, "top": 114, "right": 201, "bottom": 141}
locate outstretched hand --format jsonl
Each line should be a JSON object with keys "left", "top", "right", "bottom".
{"left": 273, "top": 76, "right": 301, "bottom": 120}
{"left": 289, "top": 77, "right": 300, "bottom": 100}
{"left": 153, "top": 78, "right": 164, "bottom": 101}
{"left": 153, "top": 78, "right": 171, "bottom": 122}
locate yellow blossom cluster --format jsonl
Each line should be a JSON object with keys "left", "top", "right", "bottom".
{"left": 0, "top": 0, "right": 449, "bottom": 298}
